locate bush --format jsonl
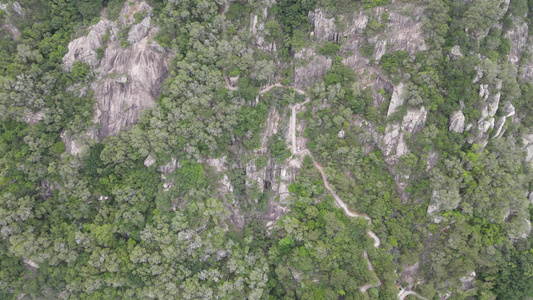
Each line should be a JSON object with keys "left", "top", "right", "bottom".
{"left": 360, "top": 43, "right": 375, "bottom": 59}
{"left": 75, "top": 0, "right": 104, "bottom": 21}
{"left": 70, "top": 61, "right": 91, "bottom": 82}
{"left": 318, "top": 42, "right": 340, "bottom": 57}
{"left": 255, "top": 156, "right": 268, "bottom": 169}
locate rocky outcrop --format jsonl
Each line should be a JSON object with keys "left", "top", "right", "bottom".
{"left": 0, "top": 2, "right": 21, "bottom": 38}
{"left": 143, "top": 154, "right": 156, "bottom": 167}
{"left": 12, "top": 1, "right": 21, "bottom": 15}
{"left": 523, "top": 134, "right": 533, "bottom": 163}
{"left": 384, "top": 6, "right": 427, "bottom": 54}
{"left": 383, "top": 107, "right": 427, "bottom": 161}
{"left": 63, "top": 0, "right": 168, "bottom": 139}
{"left": 493, "top": 102, "right": 515, "bottom": 138}
{"left": 60, "top": 131, "right": 85, "bottom": 156}
{"left": 450, "top": 45, "right": 463, "bottom": 58}
{"left": 506, "top": 20, "right": 528, "bottom": 66}
{"left": 387, "top": 83, "right": 405, "bottom": 116}
{"left": 294, "top": 49, "right": 332, "bottom": 88}
{"left": 449, "top": 110, "right": 465, "bottom": 133}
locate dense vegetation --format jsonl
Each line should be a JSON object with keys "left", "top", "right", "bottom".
{"left": 1, "top": 0, "right": 533, "bottom": 299}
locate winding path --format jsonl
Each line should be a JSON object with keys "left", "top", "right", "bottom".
{"left": 398, "top": 290, "right": 428, "bottom": 300}
{"left": 253, "top": 82, "right": 424, "bottom": 299}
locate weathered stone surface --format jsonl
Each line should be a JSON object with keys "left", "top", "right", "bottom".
{"left": 450, "top": 45, "right": 462, "bottom": 58}
{"left": 23, "top": 258, "right": 39, "bottom": 269}
{"left": 387, "top": 83, "right": 405, "bottom": 116}
{"left": 374, "top": 40, "right": 387, "bottom": 61}
{"left": 449, "top": 110, "right": 465, "bottom": 133}
{"left": 63, "top": 0, "right": 168, "bottom": 139}
{"left": 60, "top": 131, "right": 85, "bottom": 156}
{"left": 309, "top": 9, "right": 338, "bottom": 43}
{"left": 401, "top": 107, "right": 427, "bottom": 133}
{"left": 493, "top": 102, "right": 515, "bottom": 138}
{"left": 63, "top": 20, "right": 113, "bottom": 69}
{"left": 523, "top": 134, "right": 533, "bottom": 163}
{"left": 23, "top": 110, "right": 44, "bottom": 125}
{"left": 479, "top": 84, "right": 489, "bottom": 100}
{"left": 386, "top": 6, "right": 427, "bottom": 54}
{"left": 159, "top": 158, "right": 178, "bottom": 174}
{"left": 506, "top": 20, "right": 528, "bottom": 66}
{"left": 127, "top": 16, "right": 151, "bottom": 43}
{"left": 144, "top": 154, "right": 155, "bottom": 167}
{"left": 12, "top": 1, "right": 21, "bottom": 15}
{"left": 4, "top": 23, "right": 20, "bottom": 38}
{"left": 294, "top": 48, "right": 332, "bottom": 88}
{"left": 487, "top": 92, "right": 500, "bottom": 117}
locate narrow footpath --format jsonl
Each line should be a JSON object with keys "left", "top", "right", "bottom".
{"left": 247, "top": 82, "right": 426, "bottom": 299}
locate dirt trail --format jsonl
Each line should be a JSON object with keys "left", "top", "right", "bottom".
{"left": 398, "top": 290, "right": 428, "bottom": 300}
{"left": 256, "top": 83, "right": 425, "bottom": 299}
{"left": 285, "top": 92, "right": 382, "bottom": 292}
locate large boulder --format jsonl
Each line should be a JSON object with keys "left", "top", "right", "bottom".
{"left": 449, "top": 110, "right": 465, "bottom": 133}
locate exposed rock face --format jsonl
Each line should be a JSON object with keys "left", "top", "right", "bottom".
{"left": 159, "top": 158, "right": 178, "bottom": 175}
{"left": 12, "top": 1, "right": 22, "bottom": 15}
{"left": 60, "top": 131, "right": 85, "bottom": 156}
{"left": 450, "top": 45, "right": 463, "bottom": 58}
{"left": 373, "top": 40, "right": 387, "bottom": 61}
{"left": 0, "top": 2, "right": 21, "bottom": 38}
{"left": 63, "top": 1, "right": 168, "bottom": 139}
{"left": 294, "top": 48, "right": 332, "bottom": 88}
{"left": 23, "top": 258, "right": 39, "bottom": 269}
{"left": 383, "top": 107, "right": 427, "bottom": 161}
{"left": 128, "top": 17, "right": 151, "bottom": 43}
{"left": 4, "top": 22, "right": 20, "bottom": 38}
{"left": 493, "top": 102, "right": 515, "bottom": 138}
{"left": 427, "top": 188, "right": 461, "bottom": 218}
{"left": 384, "top": 6, "right": 427, "bottom": 54}
{"left": 144, "top": 154, "right": 156, "bottom": 167}
{"left": 387, "top": 83, "right": 405, "bottom": 116}
{"left": 506, "top": 20, "right": 528, "bottom": 66}
{"left": 449, "top": 110, "right": 465, "bottom": 133}
{"left": 523, "top": 134, "right": 533, "bottom": 163}
{"left": 309, "top": 9, "right": 338, "bottom": 43}
{"left": 22, "top": 110, "right": 44, "bottom": 125}
{"left": 460, "top": 271, "right": 476, "bottom": 291}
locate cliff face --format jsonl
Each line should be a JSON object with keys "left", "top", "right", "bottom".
{"left": 63, "top": 0, "right": 168, "bottom": 139}
{"left": 295, "top": 4, "right": 426, "bottom": 90}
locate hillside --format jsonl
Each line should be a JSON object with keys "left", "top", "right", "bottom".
{"left": 1, "top": 0, "right": 533, "bottom": 299}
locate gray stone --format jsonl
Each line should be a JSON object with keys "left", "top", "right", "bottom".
{"left": 229, "top": 75, "right": 239, "bottom": 87}
{"left": 450, "top": 45, "right": 462, "bottom": 58}
{"left": 12, "top": 1, "right": 22, "bottom": 15}
{"left": 63, "top": 1, "right": 168, "bottom": 139}
{"left": 127, "top": 16, "right": 151, "bottom": 44}
{"left": 523, "top": 134, "right": 533, "bottom": 162}
{"left": 23, "top": 110, "right": 44, "bottom": 125}
{"left": 294, "top": 48, "right": 332, "bottom": 88}
{"left": 479, "top": 84, "right": 489, "bottom": 100}
{"left": 4, "top": 23, "right": 20, "bottom": 38}
{"left": 487, "top": 92, "right": 500, "bottom": 117}
{"left": 387, "top": 83, "right": 405, "bottom": 116}
{"left": 373, "top": 40, "right": 387, "bottom": 61}
{"left": 60, "top": 131, "right": 85, "bottom": 156}
{"left": 23, "top": 259, "right": 39, "bottom": 269}
{"left": 144, "top": 154, "right": 156, "bottom": 167}
{"left": 159, "top": 158, "right": 178, "bottom": 174}
{"left": 449, "top": 110, "right": 465, "bottom": 133}
{"left": 506, "top": 21, "right": 528, "bottom": 66}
